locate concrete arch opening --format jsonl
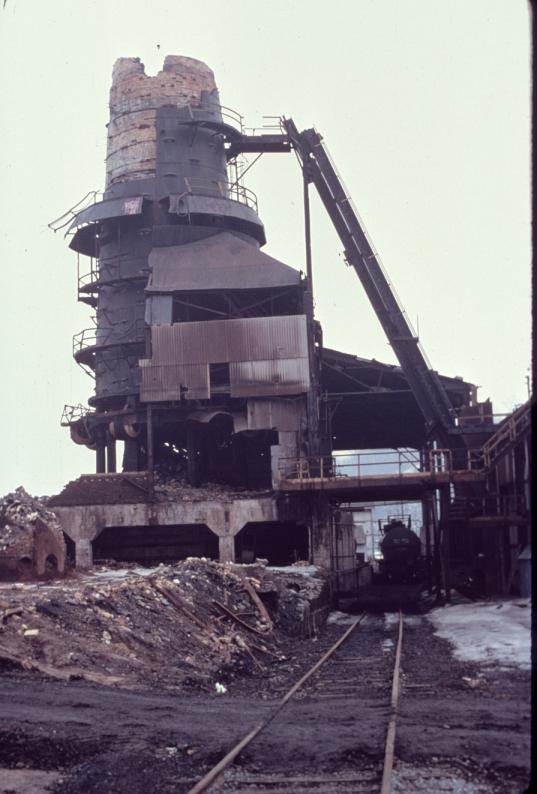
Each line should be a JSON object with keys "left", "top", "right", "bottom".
{"left": 16, "top": 557, "right": 34, "bottom": 579}
{"left": 236, "top": 521, "right": 309, "bottom": 566}
{"left": 45, "top": 554, "right": 58, "bottom": 576}
{"left": 92, "top": 524, "right": 218, "bottom": 565}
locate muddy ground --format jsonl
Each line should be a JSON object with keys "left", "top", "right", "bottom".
{"left": 0, "top": 607, "right": 531, "bottom": 794}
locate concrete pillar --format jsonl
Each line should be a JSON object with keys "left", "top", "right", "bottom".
{"left": 75, "top": 538, "right": 93, "bottom": 569}
{"left": 219, "top": 535, "right": 235, "bottom": 563}
{"left": 271, "top": 431, "right": 298, "bottom": 487}
{"left": 310, "top": 498, "right": 332, "bottom": 569}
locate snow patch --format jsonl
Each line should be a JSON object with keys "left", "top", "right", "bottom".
{"left": 266, "top": 565, "right": 320, "bottom": 577}
{"left": 428, "top": 599, "right": 531, "bottom": 670}
{"left": 327, "top": 610, "right": 358, "bottom": 625}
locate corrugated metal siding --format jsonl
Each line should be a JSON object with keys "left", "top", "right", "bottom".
{"left": 247, "top": 398, "right": 305, "bottom": 431}
{"left": 150, "top": 315, "right": 308, "bottom": 365}
{"left": 140, "top": 360, "right": 209, "bottom": 402}
{"left": 230, "top": 359, "right": 310, "bottom": 397}
{"left": 142, "top": 315, "right": 310, "bottom": 401}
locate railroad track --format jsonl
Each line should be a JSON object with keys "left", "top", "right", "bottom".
{"left": 185, "top": 612, "right": 405, "bottom": 794}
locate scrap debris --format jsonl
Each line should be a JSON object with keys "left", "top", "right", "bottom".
{"left": 0, "top": 487, "right": 66, "bottom": 580}
{"left": 0, "top": 558, "right": 329, "bottom": 691}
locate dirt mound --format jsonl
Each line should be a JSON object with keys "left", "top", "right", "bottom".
{"left": 48, "top": 474, "right": 150, "bottom": 506}
{"left": 0, "top": 559, "right": 329, "bottom": 692}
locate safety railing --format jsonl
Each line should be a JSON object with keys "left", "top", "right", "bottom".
{"left": 73, "top": 318, "right": 145, "bottom": 356}
{"left": 466, "top": 493, "right": 528, "bottom": 519}
{"left": 178, "top": 103, "right": 244, "bottom": 133}
{"left": 77, "top": 254, "right": 98, "bottom": 293}
{"left": 280, "top": 447, "right": 487, "bottom": 481}
{"left": 183, "top": 176, "right": 258, "bottom": 212}
{"left": 60, "top": 404, "right": 92, "bottom": 427}
{"left": 78, "top": 254, "right": 149, "bottom": 293}
{"left": 481, "top": 402, "right": 531, "bottom": 468}
{"left": 242, "top": 115, "right": 287, "bottom": 136}
{"left": 48, "top": 190, "right": 102, "bottom": 233}
{"left": 280, "top": 449, "right": 423, "bottom": 480}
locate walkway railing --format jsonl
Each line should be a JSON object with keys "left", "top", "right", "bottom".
{"left": 73, "top": 318, "right": 145, "bottom": 356}
{"left": 481, "top": 402, "right": 531, "bottom": 468}
{"left": 466, "top": 493, "right": 528, "bottom": 519}
{"left": 60, "top": 404, "right": 92, "bottom": 427}
{"left": 182, "top": 176, "right": 258, "bottom": 212}
{"left": 280, "top": 447, "right": 485, "bottom": 482}
{"left": 48, "top": 190, "right": 102, "bottom": 233}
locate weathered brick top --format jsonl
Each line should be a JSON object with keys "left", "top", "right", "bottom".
{"left": 106, "top": 55, "right": 218, "bottom": 187}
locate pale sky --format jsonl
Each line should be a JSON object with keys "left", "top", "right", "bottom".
{"left": 0, "top": 0, "right": 531, "bottom": 495}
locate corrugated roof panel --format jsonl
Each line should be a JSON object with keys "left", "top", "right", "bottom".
{"left": 146, "top": 231, "right": 301, "bottom": 293}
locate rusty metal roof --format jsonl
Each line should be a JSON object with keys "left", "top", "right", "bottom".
{"left": 146, "top": 232, "right": 302, "bottom": 293}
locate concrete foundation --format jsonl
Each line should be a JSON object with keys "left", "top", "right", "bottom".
{"left": 53, "top": 490, "right": 334, "bottom": 571}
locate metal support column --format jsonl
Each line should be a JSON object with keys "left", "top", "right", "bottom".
{"left": 96, "top": 430, "right": 106, "bottom": 474}
{"left": 303, "top": 166, "right": 320, "bottom": 457}
{"left": 439, "top": 489, "right": 452, "bottom": 603}
{"left": 422, "top": 496, "right": 433, "bottom": 595}
{"left": 431, "top": 493, "right": 444, "bottom": 600}
{"left": 106, "top": 433, "right": 116, "bottom": 473}
{"left": 146, "top": 404, "right": 154, "bottom": 501}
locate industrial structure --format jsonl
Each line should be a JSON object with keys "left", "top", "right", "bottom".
{"left": 49, "top": 56, "right": 531, "bottom": 597}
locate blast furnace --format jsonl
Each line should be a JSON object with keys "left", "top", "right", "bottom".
{"left": 64, "top": 56, "right": 318, "bottom": 488}
{"left": 51, "top": 55, "right": 476, "bottom": 574}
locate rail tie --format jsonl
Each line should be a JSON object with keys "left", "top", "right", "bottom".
{"left": 186, "top": 613, "right": 367, "bottom": 794}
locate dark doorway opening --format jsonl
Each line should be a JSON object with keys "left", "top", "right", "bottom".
{"left": 16, "top": 556, "right": 34, "bottom": 579}
{"left": 63, "top": 533, "right": 76, "bottom": 566}
{"left": 92, "top": 524, "right": 218, "bottom": 565}
{"left": 236, "top": 521, "right": 309, "bottom": 566}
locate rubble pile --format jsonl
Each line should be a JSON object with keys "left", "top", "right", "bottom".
{"left": 0, "top": 559, "right": 330, "bottom": 691}
{"left": 262, "top": 565, "right": 331, "bottom": 636}
{"left": 0, "top": 488, "right": 66, "bottom": 580}
{"left": 49, "top": 472, "right": 271, "bottom": 508}
{"left": 153, "top": 467, "right": 271, "bottom": 502}
{"left": 154, "top": 480, "right": 269, "bottom": 503}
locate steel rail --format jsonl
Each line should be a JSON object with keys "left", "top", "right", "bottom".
{"left": 380, "top": 610, "right": 404, "bottom": 794}
{"left": 186, "top": 613, "right": 367, "bottom": 794}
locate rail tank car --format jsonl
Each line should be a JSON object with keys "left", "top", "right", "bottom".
{"left": 379, "top": 518, "right": 423, "bottom": 584}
